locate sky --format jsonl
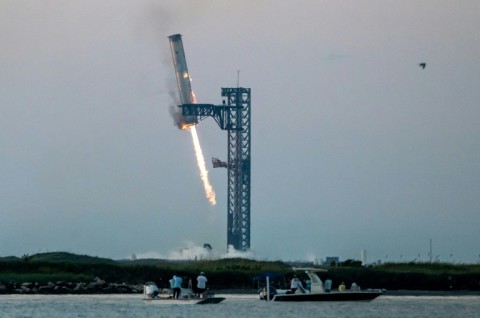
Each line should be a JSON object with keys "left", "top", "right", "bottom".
{"left": 1, "top": 0, "right": 479, "bottom": 264}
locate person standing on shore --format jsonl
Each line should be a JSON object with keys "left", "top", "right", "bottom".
{"left": 196, "top": 272, "right": 208, "bottom": 297}
{"left": 172, "top": 275, "right": 183, "bottom": 299}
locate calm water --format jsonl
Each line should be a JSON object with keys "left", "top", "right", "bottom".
{"left": 1, "top": 294, "right": 479, "bottom": 318}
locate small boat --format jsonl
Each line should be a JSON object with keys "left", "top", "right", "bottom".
{"left": 143, "top": 285, "right": 225, "bottom": 305}
{"left": 261, "top": 268, "right": 383, "bottom": 302}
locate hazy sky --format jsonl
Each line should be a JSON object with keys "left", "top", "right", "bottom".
{"left": 1, "top": 0, "right": 479, "bottom": 263}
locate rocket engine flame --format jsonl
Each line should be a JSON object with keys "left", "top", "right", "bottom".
{"left": 189, "top": 125, "right": 216, "bottom": 205}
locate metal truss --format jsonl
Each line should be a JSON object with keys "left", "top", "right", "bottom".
{"left": 180, "top": 87, "right": 251, "bottom": 251}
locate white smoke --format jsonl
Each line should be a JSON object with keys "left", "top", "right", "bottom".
{"left": 305, "top": 252, "right": 320, "bottom": 265}
{"left": 133, "top": 242, "right": 255, "bottom": 260}
{"left": 168, "top": 241, "right": 215, "bottom": 260}
{"left": 225, "top": 245, "right": 255, "bottom": 259}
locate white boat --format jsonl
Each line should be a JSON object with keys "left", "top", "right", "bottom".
{"left": 143, "top": 285, "right": 225, "bottom": 305}
{"left": 260, "top": 268, "right": 383, "bottom": 302}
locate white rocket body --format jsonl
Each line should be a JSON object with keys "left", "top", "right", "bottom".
{"left": 168, "top": 34, "right": 197, "bottom": 125}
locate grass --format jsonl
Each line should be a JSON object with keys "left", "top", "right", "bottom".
{"left": 374, "top": 262, "right": 480, "bottom": 275}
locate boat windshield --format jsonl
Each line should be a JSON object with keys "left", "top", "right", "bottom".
{"left": 308, "top": 272, "right": 322, "bottom": 284}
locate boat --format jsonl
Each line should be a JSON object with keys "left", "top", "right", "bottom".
{"left": 143, "top": 284, "right": 225, "bottom": 305}
{"left": 260, "top": 267, "right": 383, "bottom": 302}
{"left": 143, "top": 296, "right": 225, "bottom": 305}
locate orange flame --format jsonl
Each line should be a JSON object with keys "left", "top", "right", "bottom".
{"left": 189, "top": 125, "right": 216, "bottom": 205}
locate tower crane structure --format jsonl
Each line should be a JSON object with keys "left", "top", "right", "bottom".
{"left": 168, "top": 34, "right": 251, "bottom": 251}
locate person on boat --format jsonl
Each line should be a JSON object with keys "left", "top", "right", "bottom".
{"left": 145, "top": 283, "right": 152, "bottom": 298}
{"left": 324, "top": 279, "right": 332, "bottom": 292}
{"left": 196, "top": 272, "right": 208, "bottom": 297}
{"left": 172, "top": 275, "right": 183, "bottom": 299}
{"left": 351, "top": 282, "right": 360, "bottom": 291}
{"left": 150, "top": 282, "right": 159, "bottom": 298}
{"left": 290, "top": 275, "right": 302, "bottom": 294}
{"left": 145, "top": 282, "right": 159, "bottom": 299}
{"left": 338, "top": 281, "right": 346, "bottom": 292}
{"left": 168, "top": 277, "right": 174, "bottom": 293}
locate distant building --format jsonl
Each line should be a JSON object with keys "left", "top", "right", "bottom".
{"left": 324, "top": 257, "right": 339, "bottom": 266}
{"left": 361, "top": 249, "right": 367, "bottom": 266}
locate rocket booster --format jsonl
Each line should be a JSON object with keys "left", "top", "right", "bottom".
{"left": 168, "top": 34, "right": 197, "bottom": 125}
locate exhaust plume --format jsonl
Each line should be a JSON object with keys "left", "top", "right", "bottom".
{"left": 190, "top": 125, "right": 216, "bottom": 205}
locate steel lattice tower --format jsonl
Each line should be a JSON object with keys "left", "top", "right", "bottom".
{"left": 178, "top": 88, "right": 252, "bottom": 251}
{"left": 223, "top": 87, "right": 251, "bottom": 251}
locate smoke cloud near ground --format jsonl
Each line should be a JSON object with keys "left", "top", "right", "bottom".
{"left": 135, "top": 242, "right": 254, "bottom": 260}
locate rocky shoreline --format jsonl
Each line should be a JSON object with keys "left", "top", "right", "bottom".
{"left": 0, "top": 277, "right": 143, "bottom": 295}
{"left": 2, "top": 280, "right": 479, "bottom": 296}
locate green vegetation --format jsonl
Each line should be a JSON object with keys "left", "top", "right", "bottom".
{"left": 0, "top": 252, "right": 290, "bottom": 289}
{"left": 1, "top": 252, "right": 479, "bottom": 291}
{"left": 26, "top": 252, "right": 115, "bottom": 264}
{"left": 317, "top": 260, "right": 480, "bottom": 291}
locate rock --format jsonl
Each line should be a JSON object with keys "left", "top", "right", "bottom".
{"left": 86, "top": 282, "right": 99, "bottom": 291}
{"left": 0, "top": 284, "right": 8, "bottom": 293}
{"left": 38, "top": 285, "right": 54, "bottom": 293}
{"left": 55, "top": 281, "right": 67, "bottom": 288}
{"left": 61, "top": 286, "right": 71, "bottom": 292}
{"left": 20, "top": 286, "right": 31, "bottom": 293}
{"left": 93, "top": 277, "right": 106, "bottom": 285}
{"left": 102, "top": 285, "right": 113, "bottom": 292}
{"left": 116, "top": 287, "right": 128, "bottom": 293}
{"left": 3, "top": 279, "right": 143, "bottom": 295}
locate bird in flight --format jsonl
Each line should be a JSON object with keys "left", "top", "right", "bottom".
{"left": 419, "top": 63, "right": 427, "bottom": 69}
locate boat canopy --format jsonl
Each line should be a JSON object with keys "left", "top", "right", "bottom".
{"left": 253, "top": 272, "right": 286, "bottom": 289}
{"left": 253, "top": 272, "right": 284, "bottom": 281}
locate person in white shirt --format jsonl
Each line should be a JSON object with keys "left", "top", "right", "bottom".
{"left": 172, "top": 275, "right": 183, "bottom": 299}
{"left": 145, "top": 282, "right": 159, "bottom": 299}
{"left": 290, "top": 276, "right": 302, "bottom": 293}
{"left": 196, "top": 272, "right": 208, "bottom": 297}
